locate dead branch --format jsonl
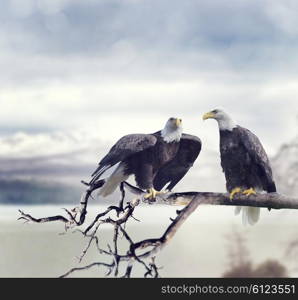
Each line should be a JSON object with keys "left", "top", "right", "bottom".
{"left": 18, "top": 210, "right": 69, "bottom": 224}
{"left": 60, "top": 262, "right": 115, "bottom": 278}
{"left": 18, "top": 181, "right": 296, "bottom": 229}
{"left": 122, "top": 181, "right": 298, "bottom": 210}
{"left": 18, "top": 180, "right": 298, "bottom": 277}
{"left": 159, "top": 191, "right": 298, "bottom": 210}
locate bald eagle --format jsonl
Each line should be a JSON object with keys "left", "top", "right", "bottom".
{"left": 89, "top": 118, "right": 202, "bottom": 199}
{"left": 203, "top": 109, "right": 276, "bottom": 225}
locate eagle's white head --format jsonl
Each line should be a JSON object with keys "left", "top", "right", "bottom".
{"left": 203, "top": 108, "right": 237, "bottom": 131}
{"left": 161, "top": 117, "right": 183, "bottom": 143}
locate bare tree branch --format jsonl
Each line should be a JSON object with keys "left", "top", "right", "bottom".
{"left": 18, "top": 180, "right": 298, "bottom": 278}
{"left": 121, "top": 181, "right": 298, "bottom": 209}
{"left": 18, "top": 210, "right": 69, "bottom": 224}
{"left": 160, "top": 191, "right": 298, "bottom": 210}
{"left": 60, "top": 262, "right": 115, "bottom": 278}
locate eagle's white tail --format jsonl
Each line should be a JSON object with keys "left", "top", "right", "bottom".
{"left": 99, "top": 163, "right": 128, "bottom": 197}
{"left": 235, "top": 206, "right": 260, "bottom": 226}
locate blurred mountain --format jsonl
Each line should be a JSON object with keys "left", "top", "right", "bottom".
{"left": 1, "top": 128, "right": 297, "bottom": 204}
{"left": 0, "top": 176, "right": 123, "bottom": 205}
{"left": 0, "top": 129, "right": 226, "bottom": 204}
{"left": 0, "top": 130, "right": 107, "bottom": 204}
{"left": 0, "top": 178, "right": 83, "bottom": 205}
{"left": 271, "top": 135, "right": 298, "bottom": 197}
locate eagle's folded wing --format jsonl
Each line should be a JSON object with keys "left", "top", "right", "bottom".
{"left": 90, "top": 134, "right": 157, "bottom": 184}
{"left": 153, "top": 134, "right": 202, "bottom": 191}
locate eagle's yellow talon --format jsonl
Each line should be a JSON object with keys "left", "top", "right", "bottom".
{"left": 144, "top": 188, "right": 163, "bottom": 200}
{"left": 229, "top": 187, "right": 242, "bottom": 201}
{"left": 242, "top": 188, "right": 257, "bottom": 196}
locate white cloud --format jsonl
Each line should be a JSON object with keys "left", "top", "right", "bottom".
{"left": 1, "top": 70, "right": 297, "bottom": 156}
{"left": 36, "top": 0, "right": 72, "bottom": 15}
{"left": 0, "top": 0, "right": 297, "bottom": 187}
{"left": 9, "top": 0, "right": 36, "bottom": 18}
{"left": 0, "top": 130, "right": 98, "bottom": 159}
{"left": 265, "top": 0, "right": 298, "bottom": 36}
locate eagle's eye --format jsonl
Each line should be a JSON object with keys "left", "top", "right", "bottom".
{"left": 212, "top": 109, "right": 218, "bottom": 114}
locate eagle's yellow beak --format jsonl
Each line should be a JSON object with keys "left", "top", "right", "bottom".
{"left": 202, "top": 112, "right": 215, "bottom": 121}
{"left": 175, "top": 118, "right": 182, "bottom": 127}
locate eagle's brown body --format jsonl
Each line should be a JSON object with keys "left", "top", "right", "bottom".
{"left": 124, "top": 131, "right": 180, "bottom": 190}
{"left": 88, "top": 118, "right": 201, "bottom": 197}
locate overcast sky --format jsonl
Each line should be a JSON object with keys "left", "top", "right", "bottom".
{"left": 1, "top": 0, "right": 298, "bottom": 163}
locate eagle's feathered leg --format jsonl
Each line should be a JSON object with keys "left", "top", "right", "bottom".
{"left": 235, "top": 188, "right": 259, "bottom": 226}
{"left": 242, "top": 187, "right": 257, "bottom": 196}
{"left": 229, "top": 187, "right": 242, "bottom": 201}
{"left": 144, "top": 188, "right": 164, "bottom": 200}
